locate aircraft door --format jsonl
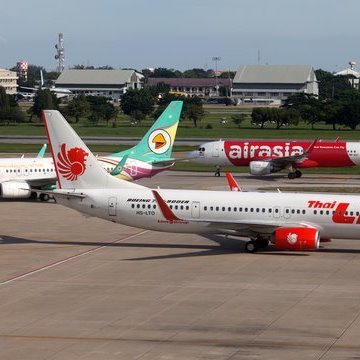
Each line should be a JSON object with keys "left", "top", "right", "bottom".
{"left": 191, "top": 201, "right": 200, "bottom": 218}
{"left": 129, "top": 163, "right": 138, "bottom": 177}
{"left": 212, "top": 143, "right": 219, "bottom": 157}
{"left": 108, "top": 197, "right": 117, "bottom": 216}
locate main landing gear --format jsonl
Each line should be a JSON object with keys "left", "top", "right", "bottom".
{"left": 214, "top": 165, "right": 221, "bottom": 177}
{"left": 288, "top": 169, "right": 302, "bottom": 180}
{"left": 245, "top": 235, "right": 269, "bottom": 253}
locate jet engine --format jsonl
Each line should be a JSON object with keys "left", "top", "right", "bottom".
{"left": 0, "top": 181, "right": 31, "bottom": 199}
{"left": 249, "top": 161, "right": 273, "bottom": 175}
{"left": 273, "top": 227, "right": 320, "bottom": 251}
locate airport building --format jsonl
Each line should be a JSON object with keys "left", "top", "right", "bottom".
{"left": 334, "top": 61, "right": 360, "bottom": 90}
{"left": 0, "top": 68, "right": 18, "bottom": 95}
{"left": 232, "top": 65, "right": 318, "bottom": 105}
{"left": 55, "top": 69, "right": 143, "bottom": 100}
{"left": 146, "top": 77, "right": 232, "bottom": 97}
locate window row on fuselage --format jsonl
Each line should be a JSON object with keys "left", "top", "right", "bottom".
{"left": 5, "top": 168, "right": 53, "bottom": 173}
{"left": 130, "top": 200, "right": 359, "bottom": 218}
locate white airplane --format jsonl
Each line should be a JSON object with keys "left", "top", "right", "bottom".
{"left": 19, "top": 70, "right": 72, "bottom": 99}
{"left": 38, "top": 109, "right": 360, "bottom": 253}
{"left": 0, "top": 102, "right": 182, "bottom": 200}
{"left": 0, "top": 144, "right": 57, "bottom": 201}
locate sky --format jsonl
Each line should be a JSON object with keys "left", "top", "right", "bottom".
{"left": 0, "top": 0, "right": 359, "bottom": 72}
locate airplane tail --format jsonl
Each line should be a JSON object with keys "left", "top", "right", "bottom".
{"left": 110, "top": 100, "right": 183, "bottom": 163}
{"left": 40, "top": 69, "right": 45, "bottom": 88}
{"left": 42, "top": 110, "right": 143, "bottom": 190}
{"left": 36, "top": 144, "right": 47, "bottom": 158}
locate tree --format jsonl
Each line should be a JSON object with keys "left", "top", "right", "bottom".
{"left": 154, "top": 93, "right": 204, "bottom": 127}
{"left": 251, "top": 108, "right": 269, "bottom": 129}
{"left": 64, "top": 95, "right": 91, "bottom": 123}
{"left": 120, "top": 88, "right": 154, "bottom": 122}
{"left": 30, "top": 89, "right": 58, "bottom": 120}
{"left": 182, "top": 68, "right": 210, "bottom": 78}
{"left": 231, "top": 114, "right": 247, "bottom": 128}
{"left": 146, "top": 68, "right": 182, "bottom": 78}
{"left": 86, "top": 96, "right": 118, "bottom": 126}
{"left": 0, "top": 86, "right": 10, "bottom": 110}
{"left": 315, "top": 69, "right": 352, "bottom": 100}
{"left": 283, "top": 93, "right": 322, "bottom": 129}
{"left": 148, "top": 82, "right": 171, "bottom": 99}
{"left": 0, "top": 86, "right": 25, "bottom": 124}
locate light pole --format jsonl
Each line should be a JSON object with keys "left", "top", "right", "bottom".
{"left": 212, "top": 56, "right": 221, "bottom": 96}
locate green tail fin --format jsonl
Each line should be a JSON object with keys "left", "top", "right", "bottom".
{"left": 110, "top": 100, "right": 183, "bottom": 162}
{"left": 37, "top": 144, "right": 47, "bottom": 158}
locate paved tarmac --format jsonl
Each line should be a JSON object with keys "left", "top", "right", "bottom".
{"left": 1, "top": 172, "right": 360, "bottom": 359}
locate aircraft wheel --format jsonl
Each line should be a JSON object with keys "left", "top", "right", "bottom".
{"left": 295, "top": 170, "right": 302, "bottom": 178}
{"left": 245, "top": 240, "right": 258, "bottom": 253}
{"left": 288, "top": 172, "right": 296, "bottom": 180}
{"left": 39, "top": 193, "right": 50, "bottom": 202}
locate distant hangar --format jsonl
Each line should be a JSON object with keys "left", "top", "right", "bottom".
{"left": 232, "top": 65, "right": 318, "bottom": 105}
{"left": 55, "top": 69, "right": 143, "bottom": 101}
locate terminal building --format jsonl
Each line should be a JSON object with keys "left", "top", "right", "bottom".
{"left": 334, "top": 61, "right": 360, "bottom": 89}
{"left": 232, "top": 65, "right": 318, "bottom": 105}
{"left": 146, "top": 77, "right": 232, "bottom": 97}
{"left": 0, "top": 69, "right": 18, "bottom": 95}
{"left": 55, "top": 69, "right": 143, "bottom": 101}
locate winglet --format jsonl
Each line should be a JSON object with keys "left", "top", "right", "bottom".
{"left": 152, "top": 190, "right": 180, "bottom": 221}
{"left": 110, "top": 154, "right": 129, "bottom": 175}
{"left": 36, "top": 144, "right": 47, "bottom": 158}
{"left": 304, "top": 139, "right": 317, "bottom": 155}
{"left": 225, "top": 172, "right": 241, "bottom": 192}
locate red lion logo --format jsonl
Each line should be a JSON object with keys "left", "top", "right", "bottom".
{"left": 57, "top": 144, "right": 89, "bottom": 181}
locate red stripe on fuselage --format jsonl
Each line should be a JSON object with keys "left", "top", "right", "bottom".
{"left": 223, "top": 140, "right": 354, "bottom": 167}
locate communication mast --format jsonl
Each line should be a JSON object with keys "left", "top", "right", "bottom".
{"left": 54, "top": 33, "right": 65, "bottom": 73}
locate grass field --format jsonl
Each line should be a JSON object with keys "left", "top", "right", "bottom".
{"left": 2, "top": 104, "right": 360, "bottom": 140}
{"left": 1, "top": 104, "right": 360, "bottom": 175}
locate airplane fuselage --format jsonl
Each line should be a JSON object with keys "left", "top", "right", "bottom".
{"left": 55, "top": 188, "right": 360, "bottom": 241}
{"left": 190, "top": 140, "right": 360, "bottom": 168}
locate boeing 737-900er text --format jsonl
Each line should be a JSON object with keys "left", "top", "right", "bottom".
{"left": 38, "top": 109, "right": 360, "bottom": 253}
{"left": 189, "top": 139, "right": 360, "bottom": 179}
{"left": 0, "top": 101, "right": 182, "bottom": 200}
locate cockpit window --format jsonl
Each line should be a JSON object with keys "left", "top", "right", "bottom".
{"left": 198, "top": 147, "right": 206, "bottom": 152}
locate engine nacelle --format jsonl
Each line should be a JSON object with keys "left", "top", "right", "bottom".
{"left": 0, "top": 181, "right": 31, "bottom": 199}
{"left": 273, "top": 227, "right": 320, "bottom": 251}
{"left": 249, "top": 161, "right": 273, "bottom": 175}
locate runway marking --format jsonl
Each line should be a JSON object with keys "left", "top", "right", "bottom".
{"left": 0, "top": 230, "right": 148, "bottom": 287}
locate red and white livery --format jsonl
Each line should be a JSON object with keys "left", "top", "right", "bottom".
{"left": 189, "top": 139, "right": 360, "bottom": 178}
{"left": 40, "top": 110, "right": 360, "bottom": 253}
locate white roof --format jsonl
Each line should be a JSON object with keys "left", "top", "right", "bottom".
{"left": 56, "top": 69, "right": 136, "bottom": 85}
{"left": 233, "top": 65, "right": 315, "bottom": 84}
{"left": 334, "top": 68, "right": 360, "bottom": 78}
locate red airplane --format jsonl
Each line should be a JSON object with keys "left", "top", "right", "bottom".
{"left": 189, "top": 138, "right": 360, "bottom": 179}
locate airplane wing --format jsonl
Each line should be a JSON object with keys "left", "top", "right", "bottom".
{"left": 151, "top": 158, "right": 176, "bottom": 167}
{"left": 152, "top": 190, "right": 319, "bottom": 238}
{"left": 27, "top": 188, "right": 86, "bottom": 199}
{"left": 26, "top": 177, "right": 57, "bottom": 188}
{"left": 257, "top": 139, "right": 318, "bottom": 168}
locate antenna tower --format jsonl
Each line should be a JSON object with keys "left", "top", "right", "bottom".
{"left": 55, "top": 33, "right": 65, "bottom": 72}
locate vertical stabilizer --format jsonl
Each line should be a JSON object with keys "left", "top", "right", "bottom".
{"left": 42, "top": 110, "right": 144, "bottom": 190}
{"left": 111, "top": 100, "right": 183, "bottom": 162}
